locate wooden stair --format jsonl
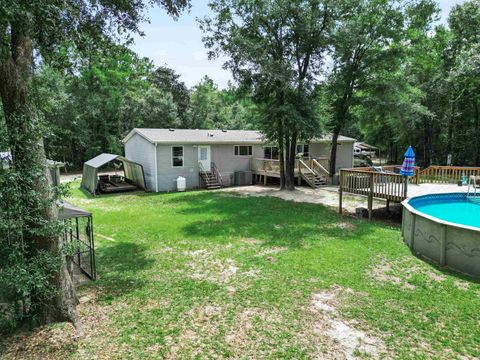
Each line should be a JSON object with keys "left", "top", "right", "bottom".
{"left": 199, "top": 162, "right": 223, "bottom": 190}
{"left": 201, "top": 171, "right": 222, "bottom": 189}
{"left": 301, "top": 171, "right": 327, "bottom": 188}
{"left": 299, "top": 159, "right": 328, "bottom": 188}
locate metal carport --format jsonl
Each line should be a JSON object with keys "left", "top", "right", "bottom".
{"left": 81, "top": 153, "right": 147, "bottom": 195}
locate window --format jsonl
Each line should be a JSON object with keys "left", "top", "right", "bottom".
{"left": 200, "top": 147, "right": 208, "bottom": 161}
{"left": 296, "top": 144, "right": 309, "bottom": 158}
{"left": 264, "top": 146, "right": 279, "bottom": 160}
{"left": 172, "top": 146, "right": 184, "bottom": 167}
{"left": 234, "top": 145, "right": 252, "bottom": 156}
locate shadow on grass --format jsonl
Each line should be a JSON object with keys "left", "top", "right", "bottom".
{"left": 93, "top": 241, "right": 155, "bottom": 301}
{"left": 162, "top": 191, "right": 375, "bottom": 249}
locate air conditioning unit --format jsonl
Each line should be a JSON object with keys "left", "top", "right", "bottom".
{"left": 234, "top": 171, "right": 252, "bottom": 186}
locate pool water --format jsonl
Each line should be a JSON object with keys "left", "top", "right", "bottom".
{"left": 412, "top": 196, "right": 480, "bottom": 228}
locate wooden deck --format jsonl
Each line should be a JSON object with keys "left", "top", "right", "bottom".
{"left": 250, "top": 157, "right": 331, "bottom": 186}
{"left": 339, "top": 167, "right": 416, "bottom": 220}
{"left": 339, "top": 165, "right": 480, "bottom": 220}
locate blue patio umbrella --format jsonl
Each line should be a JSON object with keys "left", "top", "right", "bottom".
{"left": 400, "top": 146, "right": 415, "bottom": 177}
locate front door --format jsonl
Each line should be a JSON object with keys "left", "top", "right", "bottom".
{"left": 198, "top": 145, "right": 211, "bottom": 171}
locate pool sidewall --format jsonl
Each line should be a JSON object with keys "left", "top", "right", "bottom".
{"left": 402, "top": 193, "right": 480, "bottom": 278}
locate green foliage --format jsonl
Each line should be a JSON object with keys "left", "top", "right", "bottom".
{"left": 201, "top": 0, "right": 334, "bottom": 188}
{"left": 149, "top": 66, "right": 190, "bottom": 122}
{"left": 186, "top": 76, "right": 258, "bottom": 130}
{"left": 353, "top": 0, "right": 480, "bottom": 166}
{"left": 0, "top": 113, "right": 62, "bottom": 331}
{"left": 38, "top": 47, "right": 184, "bottom": 167}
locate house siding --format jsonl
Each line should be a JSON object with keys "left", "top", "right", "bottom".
{"left": 211, "top": 144, "right": 263, "bottom": 186}
{"left": 156, "top": 144, "right": 200, "bottom": 192}
{"left": 124, "top": 133, "right": 155, "bottom": 191}
{"left": 154, "top": 143, "right": 263, "bottom": 191}
{"left": 310, "top": 141, "right": 354, "bottom": 173}
{"left": 124, "top": 134, "right": 355, "bottom": 192}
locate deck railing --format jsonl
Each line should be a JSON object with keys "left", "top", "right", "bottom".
{"left": 251, "top": 158, "right": 303, "bottom": 174}
{"left": 417, "top": 166, "right": 480, "bottom": 184}
{"left": 340, "top": 168, "right": 407, "bottom": 202}
{"left": 251, "top": 157, "right": 330, "bottom": 176}
{"left": 251, "top": 158, "right": 282, "bottom": 173}
{"left": 339, "top": 167, "right": 407, "bottom": 220}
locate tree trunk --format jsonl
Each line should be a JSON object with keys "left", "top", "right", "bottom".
{"left": 474, "top": 100, "right": 480, "bottom": 166}
{"left": 284, "top": 134, "right": 293, "bottom": 190}
{"left": 422, "top": 118, "right": 432, "bottom": 167}
{"left": 283, "top": 133, "right": 296, "bottom": 191}
{"left": 446, "top": 101, "right": 454, "bottom": 164}
{"left": 0, "top": 24, "right": 82, "bottom": 334}
{"left": 329, "top": 127, "right": 340, "bottom": 176}
{"left": 277, "top": 119, "right": 286, "bottom": 189}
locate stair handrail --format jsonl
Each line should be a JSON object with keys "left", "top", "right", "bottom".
{"left": 299, "top": 159, "right": 316, "bottom": 175}
{"left": 198, "top": 161, "right": 207, "bottom": 175}
{"left": 198, "top": 161, "right": 206, "bottom": 187}
{"left": 310, "top": 158, "right": 330, "bottom": 177}
{"left": 211, "top": 161, "right": 223, "bottom": 187}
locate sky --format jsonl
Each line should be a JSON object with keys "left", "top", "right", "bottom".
{"left": 131, "top": 0, "right": 466, "bottom": 89}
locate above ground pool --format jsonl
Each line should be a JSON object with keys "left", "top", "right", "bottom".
{"left": 402, "top": 193, "right": 480, "bottom": 277}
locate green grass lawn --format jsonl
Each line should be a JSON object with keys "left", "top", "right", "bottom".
{"left": 2, "top": 183, "right": 480, "bottom": 359}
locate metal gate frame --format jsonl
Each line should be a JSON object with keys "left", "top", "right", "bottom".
{"left": 64, "top": 215, "right": 96, "bottom": 280}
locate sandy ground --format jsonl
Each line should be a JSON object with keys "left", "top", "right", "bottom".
{"left": 221, "top": 183, "right": 470, "bottom": 215}
{"left": 221, "top": 185, "right": 386, "bottom": 214}
{"left": 62, "top": 170, "right": 469, "bottom": 214}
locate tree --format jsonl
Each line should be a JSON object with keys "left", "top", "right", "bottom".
{"left": 201, "top": 0, "right": 334, "bottom": 190}
{"left": 0, "top": 0, "right": 189, "bottom": 332}
{"left": 150, "top": 66, "right": 190, "bottom": 123}
{"left": 326, "top": 0, "right": 406, "bottom": 174}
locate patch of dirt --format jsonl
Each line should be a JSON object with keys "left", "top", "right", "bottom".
{"left": 255, "top": 246, "right": 288, "bottom": 257}
{"left": 184, "top": 249, "right": 264, "bottom": 285}
{"left": 223, "top": 307, "right": 285, "bottom": 358}
{"left": 309, "top": 286, "right": 387, "bottom": 359}
{"left": 221, "top": 185, "right": 388, "bottom": 215}
{"left": 330, "top": 222, "right": 357, "bottom": 231}
{"left": 454, "top": 280, "right": 471, "bottom": 291}
{"left": 425, "top": 272, "right": 447, "bottom": 283}
{"left": 368, "top": 256, "right": 451, "bottom": 290}
{"left": 240, "top": 237, "right": 263, "bottom": 245}
{"left": 370, "top": 260, "right": 416, "bottom": 290}
{"left": 0, "top": 289, "right": 127, "bottom": 360}
{"left": 96, "top": 233, "right": 115, "bottom": 241}
{"left": 165, "top": 304, "right": 228, "bottom": 359}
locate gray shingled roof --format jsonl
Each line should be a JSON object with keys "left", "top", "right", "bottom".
{"left": 123, "top": 128, "right": 355, "bottom": 144}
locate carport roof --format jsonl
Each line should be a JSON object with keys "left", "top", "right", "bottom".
{"left": 84, "top": 153, "right": 125, "bottom": 168}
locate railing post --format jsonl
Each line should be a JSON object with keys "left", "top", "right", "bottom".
{"left": 298, "top": 160, "right": 302, "bottom": 186}
{"left": 368, "top": 172, "right": 374, "bottom": 221}
{"left": 339, "top": 170, "right": 343, "bottom": 214}
{"left": 263, "top": 160, "right": 267, "bottom": 185}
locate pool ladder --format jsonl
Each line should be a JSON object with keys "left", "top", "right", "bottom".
{"left": 467, "top": 176, "right": 480, "bottom": 203}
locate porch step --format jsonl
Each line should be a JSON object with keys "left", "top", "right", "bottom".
{"left": 302, "top": 172, "right": 327, "bottom": 188}
{"left": 200, "top": 169, "right": 222, "bottom": 190}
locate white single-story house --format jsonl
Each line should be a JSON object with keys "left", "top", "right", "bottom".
{"left": 122, "top": 128, "right": 355, "bottom": 192}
